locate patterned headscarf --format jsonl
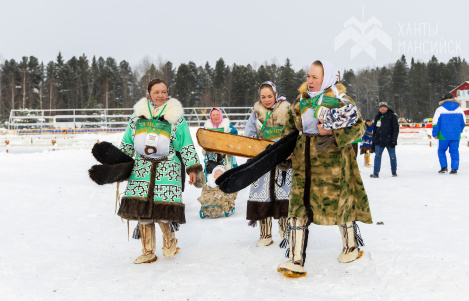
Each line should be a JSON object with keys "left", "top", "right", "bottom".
{"left": 209, "top": 107, "right": 224, "bottom": 127}
{"left": 258, "top": 81, "right": 286, "bottom": 107}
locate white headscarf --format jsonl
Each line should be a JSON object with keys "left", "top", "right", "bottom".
{"left": 302, "top": 60, "right": 341, "bottom": 134}
{"left": 306, "top": 60, "right": 340, "bottom": 100}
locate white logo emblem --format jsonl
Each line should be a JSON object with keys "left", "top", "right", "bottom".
{"left": 335, "top": 7, "right": 392, "bottom": 60}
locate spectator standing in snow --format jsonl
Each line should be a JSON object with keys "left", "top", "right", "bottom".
{"left": 432, "top": 93, "right": 466, "bottom": 174}
{"left": 370, "top": 102, "right": 399, "bottom": 178}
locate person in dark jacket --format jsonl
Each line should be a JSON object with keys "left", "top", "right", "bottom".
{"left": 370, "top": 102, "right": 399, "bottom": 178}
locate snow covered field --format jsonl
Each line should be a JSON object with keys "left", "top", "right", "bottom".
{"left": 1, "top": 130, "right": 468, "bottom": 301}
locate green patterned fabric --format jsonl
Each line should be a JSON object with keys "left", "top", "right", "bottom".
{"left": 119, "top": 113, "right": 200, "bottom": 204}
{"left": 299, "top": 95, "right": 339, "bottom": 115}
{"left": 283, "top": 96, "right": 372, "bottom": 225}
{"left": 262, "top": 126, "right": 283, "bottom": 141}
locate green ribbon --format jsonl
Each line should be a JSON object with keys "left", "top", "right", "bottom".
{"left": 147, "top": 101, "right": 167, "bottom": 120}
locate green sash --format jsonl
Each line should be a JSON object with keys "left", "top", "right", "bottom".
{"left": 262, "top": 126, "right": 283, "bottom": 141}
{"left": 300, "top": 96, "right": 339, "bottom": 115}
{"left": 209, "top": 128, "right": 225, "bottom": 133}
{"left": 135, "top": 119, "right": 171, "bottom": 138}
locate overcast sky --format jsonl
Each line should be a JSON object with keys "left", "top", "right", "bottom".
{"left": 1, "top": 0, "right": 467, "bottom": 72}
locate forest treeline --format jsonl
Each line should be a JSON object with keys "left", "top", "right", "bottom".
{"left": 1, "top": 53, "right": 468, "bottom": 123}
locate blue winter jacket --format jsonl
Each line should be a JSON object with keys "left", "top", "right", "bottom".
{"left": 431, "top": 100, "right": 466, "bottom": 140}
{"left": 360, "top": 125, "right": 373, "bottom": 149}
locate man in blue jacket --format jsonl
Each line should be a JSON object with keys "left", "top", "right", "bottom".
{"left": 432, "top": 93, "right": 467, "bottom": 174}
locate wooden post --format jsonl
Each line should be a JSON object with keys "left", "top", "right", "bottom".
{"left": 5, "top": 140, "right": 9, "bottom": 153}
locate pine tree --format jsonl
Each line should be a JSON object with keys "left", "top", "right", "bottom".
{"left": 1, "top": 59, "right": 21, "bottom": 112}
{"left": 213, "top": 58, "right": 227, "bottom": 103}
{"left": 277, "top": 58, "right": 297, "bottom": 101}
{"left": 76, "top": 55, "right": 90, "bottom": 109}
{"left": 427, "top": 55, "right": 441, "bottom": 114}
{"left": 174, "top": 63, "right": 196, "bottom": 106}
{"left": 408, "top": 59, "right": 429, "bottom": 121}
{"left": 256, "top": 65, "right": 270, "bottom": 84}
{"left": 119, "top": 60, "right": 135, "bottom": 108}
{"left": 45, "top": 61, "right": 58, "bottom": 110}
{"left": 377, "top": 66, "right": 393, "bottom": 116}
{"left": 392, "top": 55, "right": 410, "bottom": 118}
{"left": 231, "top": 64, "right": 256, "bottom": 106}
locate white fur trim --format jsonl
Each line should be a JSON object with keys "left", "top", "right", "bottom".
{"left": 133, "top": 97, "right": 184, "bottom": 124}
{"left": 212, "top": 165, "right": 226, "bottom": 175}
{"left": 207, "top": 174, "right": 218, "bottom": 188}
{"left": 204, "top": 118, "right": 231, "bottom": 132}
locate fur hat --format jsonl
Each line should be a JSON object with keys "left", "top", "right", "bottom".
{"left": 212, "top": 165, "right": 225, "bottom": 175}
{"left": 441, "top": 93, "right": 454, "bottom": 101}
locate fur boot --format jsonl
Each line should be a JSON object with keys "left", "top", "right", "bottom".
{"left": 257, "top": 217, "right": 273, "bottom": 247}
{"left": 278, "top": 217, "right": 287, "bottom": 240}
{"left": 338, "top": 221, "right": 363, "bottom": 263}
{"left": 158, "top": 222, "right": 179, "bottom": 257}
{"left": 277, "top": 217, "right": 308, "bottom": 278}
{"left": 133, "top": 223, "right": 157, "bottom": 264}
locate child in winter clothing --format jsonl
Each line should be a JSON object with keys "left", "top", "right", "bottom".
{"left": 198, "top": 162, "right": 237, "bottom": 218}
{"left": 360, "top": 120, "right": 374, "bottom": 167}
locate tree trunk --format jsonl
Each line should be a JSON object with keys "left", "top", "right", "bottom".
{"left": 11, "top": 74, "right": 15, "bottom": 111}
{"left": 22, "top": 67, "right": 26, "bottom": 109}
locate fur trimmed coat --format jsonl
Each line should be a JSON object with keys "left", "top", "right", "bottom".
{"left": 283, "top": 83, "right": 373, "bottom": 225}
{"left": 117, "top": 97, "right": 203, "bottom": 224}
{"left": 244, "top": 100, "right": 292, "bottom": 221}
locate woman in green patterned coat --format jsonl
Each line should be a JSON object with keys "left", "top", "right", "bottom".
{"left": 277, "top": 60, "right": 373, "bottom": 278}
{"left": 117, "top": 78, "right": 204, "bottom": 264}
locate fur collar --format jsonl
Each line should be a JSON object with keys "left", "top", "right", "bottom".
{"left": 439, "top": 98, "right": 461, "bottom": 106}
{"left": 133, "top": 97, "right": 184, "bottom": 124}
{"left": 204, "top": 118, "right": 231, "bottom": 132}
{"left": 298, "top": 82, "right": 347, "bottom": 99}
{"left": 253, "top": 100, "right": 290, "bottom": 127}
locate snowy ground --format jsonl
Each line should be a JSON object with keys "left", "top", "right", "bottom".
{"left": 1, "top": 130, "right": 469, "bottom": 301}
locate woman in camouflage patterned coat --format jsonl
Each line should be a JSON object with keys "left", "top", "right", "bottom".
{"left": 117, "top": 79, "right": 204, "bottom": 264}
{"left": 277, "top": 60, "right": 373, "bottom": 278}
{"left": 244, "top": 81, "right": 292, "bottom": 247}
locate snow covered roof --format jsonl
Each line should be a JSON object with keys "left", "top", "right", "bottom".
{"left": 450, "top": 81, "right": 469, "bottom": 94}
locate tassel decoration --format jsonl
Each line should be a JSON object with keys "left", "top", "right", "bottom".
{"left": 353, "top": 221, "right": 365, "bottom": 247}
{"left": 248, "top": 220, "right": 257, "bottom": 227}
{"left": 169, "top": 222, "right": 180, "bottom": 232}
{"left": 132, "top": 224, "right": 140, "bottom": 239}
